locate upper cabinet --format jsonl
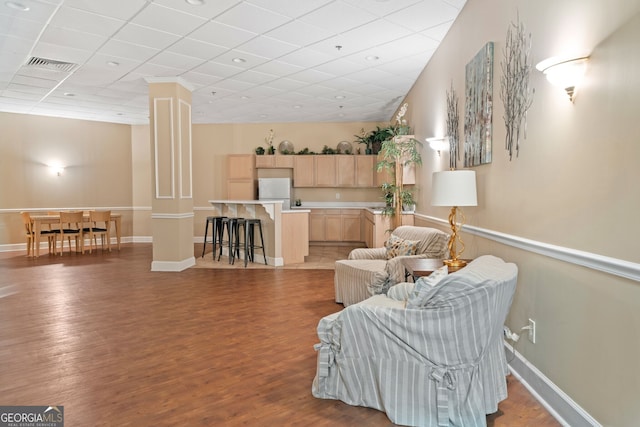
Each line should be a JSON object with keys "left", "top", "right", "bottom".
{"left": 227, "top": 154, "right": 255, "bottom": 180}
{"left": 227, "top": 154, "right": 256, "bottom": 199}
{"left": 255, "top": 155, "right": 294, "bottom": 169}
{"left": 292, "top": 155, "right": 380, "bottom": 188}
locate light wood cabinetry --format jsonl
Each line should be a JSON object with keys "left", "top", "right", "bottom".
{"left": 292, "top": 154, "right": 381, "bottom": 188}
{"left": 227, "top": 154, "right": 256, "bottom": 199}
{"left": 281, "top": 211, "right": 309, "bottom": 264}
{"left": 336, "top": 155, "right": 355, "bottom": 187}
{"left": 355, "top": 155, "right": 375, "bottom": 187}
{"left": 309, "top": 209, "right": 361, "bottom": 242}
{"left": 293, "top": 156, "right": 315, "bottom": 187}
{"left": 315, "top": 156, "right": 336, "bottom": 187}
{"left": 255, "top": 155, "right": 294, "bottom": 168}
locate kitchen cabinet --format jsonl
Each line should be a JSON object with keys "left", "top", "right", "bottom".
{"left": 293, "top": 156, "right": 314, "bottom": 187}
{"left": 255, "top": 155, "right": 294, "bottom": 169}
{"left": 336, "top": 155, "right": 355, "bottom": 187}
{"left": 227, "top": 154, "right": 256, "bottom": 199}
{"left": 281, "top": 211, "right": 309, "bottom": 264}
{"left": 315, "top": 156, "right": 336, "bottom": 187}
{"left": 309, "top": 209, "right": 361, "bottom": 242}
{"left": 355, "top": 155, "right": 374, "bottom": 187}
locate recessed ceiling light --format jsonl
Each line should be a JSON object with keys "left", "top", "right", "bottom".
{"left": 107, "top": 61, "right": 120, "bottom": 67}
{"left": 335, "top": 95, "right": 345, "bottom": 100}
{"left": 232, "top": 57, "right": 246, "bottom": 63}
{"left": 365, "top": 55, "right": 379, "bottom": 61}
{"left": 63, "top": 92, "right": 75, "bottom": 97}
{"left": 5, "top": 1, "right": 29, "bottom": 11}
{"left": 240, "top": 96, "right": 249, "bottom": 100}
{"left": 185, "top": 0, "right": 205, "bottom": 5}
{"left": 292, "top": 105, "right": 302, "bottom": 109}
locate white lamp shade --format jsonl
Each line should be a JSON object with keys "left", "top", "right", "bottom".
{"left": 431, "top": 170, "right": 477, "bottom": 207}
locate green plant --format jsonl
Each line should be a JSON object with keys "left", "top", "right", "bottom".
{"left": 354, "top": 128, "right": 372, "bottom": 153}
{"left": 376, "top": 103, "right": 422, "bottom": 228}
{"left": 321, "top": 145, "right": 336, "bottom": 154}
{"left": 255, "top": 146, "right": 265, "bottom": 155}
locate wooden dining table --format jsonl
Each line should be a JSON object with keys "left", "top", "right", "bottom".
{"left": 30, "top": 213, "right": 122, "bottom": 257}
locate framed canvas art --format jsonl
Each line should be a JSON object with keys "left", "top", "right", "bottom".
{"left": 464, "top": 42, "right": 494, "bottom": 167}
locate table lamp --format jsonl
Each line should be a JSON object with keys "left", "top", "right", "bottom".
{"left": 431, "top": 170, "right": 477, "bottom": 267}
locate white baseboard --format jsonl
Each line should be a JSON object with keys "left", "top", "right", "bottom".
{"left": 504, "top": 343, "right": 602, "bottom": 427}
{"left": 151, "top": 256, "right": 195, "bottom": 272}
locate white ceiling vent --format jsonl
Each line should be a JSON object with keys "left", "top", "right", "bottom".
{"left": 25, "top": 56, "right": 78, "bottom": 72}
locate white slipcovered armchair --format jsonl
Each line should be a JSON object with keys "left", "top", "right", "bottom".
{"left": 313, "top": 255, "right": 518, "bottom": 427}
{"left": 334, "top": 225, "right": 449, "bottom": 306}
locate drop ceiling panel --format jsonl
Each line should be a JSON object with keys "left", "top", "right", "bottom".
{"left": 48, "top": 6, "right": 125, "bottom": 37}
{"left": 189, "top": 21, "right": 257, "bottom": 49}
{"left": 214, "top": 3, "right": 290, "bottom": 34}
{"left": 0, "top": 0, "right": 468, "bottom": 124}
{"left": 130, "top": 3, "right": 208, "bottom": 37}
{"left": 113, "top": 23, "right": 181, "bottom": 50}
{"left": 61, "top": 0, "right": 148, "bottom": 21}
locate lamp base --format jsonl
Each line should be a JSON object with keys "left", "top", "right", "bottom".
{"left": 443, "top": 258, "right": 468, "bottom": 269}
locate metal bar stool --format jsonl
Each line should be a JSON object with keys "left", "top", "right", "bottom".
{"left": 234, "top": 218, "right": 267, "bottom": 267}
{"left": 219, "top": 217, "right": 243, "bottom": 263}
{"left": 202, "top": 216, "right": 226, "bottom": 259}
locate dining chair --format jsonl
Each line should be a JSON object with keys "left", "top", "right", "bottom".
{"left": 21, "top": 212, "right": 56, "bottom": 256}
{"left": 84, "top": 210, "right": 111, "bottom": 253}
{"left": 58, "top": 211, "right": 85, "bottom": 255}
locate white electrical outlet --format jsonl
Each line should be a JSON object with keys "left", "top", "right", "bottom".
{"left": 528, "top": 318, "right": 536, "bottom": 344}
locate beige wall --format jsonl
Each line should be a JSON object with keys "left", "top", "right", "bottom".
{"left": 0, "top": 113, "right": 133, "bottom": 243}
{"left": 1, "top": 115, "right": 385, "bottom": 245}
{"left": 407, "top": 0, "right": 640, "bottom": 425}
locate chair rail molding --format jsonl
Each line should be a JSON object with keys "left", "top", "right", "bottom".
{"left": 419, "top": 214, "right": 640, "bottom": 282}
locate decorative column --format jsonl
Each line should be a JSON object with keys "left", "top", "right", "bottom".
{"left": 146, "top": 77, "right": 195, "bottom": 271}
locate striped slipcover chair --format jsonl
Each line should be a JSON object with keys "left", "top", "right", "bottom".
{"left": 313, "top": 255, "right": 518, "bottom": 427}
{"left": 334, "top": 226, "right": 448, "bottom": 306}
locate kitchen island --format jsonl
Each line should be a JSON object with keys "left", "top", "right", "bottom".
{"left": 208, "top": 200, "right": 309, "bottom": 266}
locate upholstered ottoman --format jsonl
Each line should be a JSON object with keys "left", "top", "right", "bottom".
{"left": 334, "top": 259, "right": 388, "bottom": 307}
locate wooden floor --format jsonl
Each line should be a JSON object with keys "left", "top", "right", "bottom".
{"left": 0, "top": 244, "right": 560, "bottom": 426}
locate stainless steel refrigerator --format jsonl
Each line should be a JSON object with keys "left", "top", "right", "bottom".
{"left": 258, "top": 178, "right": 292, "bottom": 208}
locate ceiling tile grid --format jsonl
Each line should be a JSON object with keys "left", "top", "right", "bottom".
{"left": 0, "top": 0, "right": 466, "bottom": 125}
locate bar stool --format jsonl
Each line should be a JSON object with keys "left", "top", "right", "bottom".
{"left": 233, "top": 218, "right": 267, "bottom": 267}
{"left": 202, "top": 216, "right": 226, "bottom": 259}
{"left": 218, "top": 217, "right": 243, "bottom": 263}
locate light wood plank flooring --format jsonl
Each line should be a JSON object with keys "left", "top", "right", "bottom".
{"left": 0, "top": 244, "right": 560, "bottom": 426}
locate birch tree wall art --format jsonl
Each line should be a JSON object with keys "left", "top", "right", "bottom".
{"left": 500, "top": 15, "right": 534, "bottom": 160}
{"left": 464, "top": 42, "right": 494, "bottom": 167}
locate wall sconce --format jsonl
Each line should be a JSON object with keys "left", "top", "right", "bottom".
{"left": 48, "top": 162, "right": 65, "bottom": 176}
{"left": 536, "top": 56, "right": 589, "bottom": 102}
{"left": 426, "top": 137, "right": 449, "bottom": 155}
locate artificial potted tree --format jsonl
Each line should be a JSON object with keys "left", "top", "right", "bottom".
{"left": 376, "top": 103, "right": 422, "bottom": 229}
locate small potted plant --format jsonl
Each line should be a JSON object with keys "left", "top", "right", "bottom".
{"left": 255, "top": 146, "right": 265, "bottom": 155}
{"left": 354, "top": 128, "right": 373, "bottom": 154}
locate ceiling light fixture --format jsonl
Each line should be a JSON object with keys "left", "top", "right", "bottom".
{"left": 293, "top": 105, "right": 302, "bottom": 109}
{"left": 5, "top": 1, "right": 29, "bottom": 11}
{"left": 365, "top": 55, "right": 379, "bottom": 61}
{"left": 185, "top": 0, "right": 205, "bottom": 5}
{"left": 107, "top": 61, "right": 120, "bottom": 67}
{"left": 232, "top": 57, "right": 246, "bottom": 63}
{"left": 335, "top": 95, "right": 345, "bottom": 100}
{"left": 63, "top": 92, "right": 75, "bottom": 97}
